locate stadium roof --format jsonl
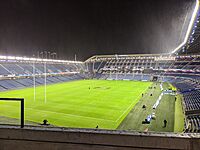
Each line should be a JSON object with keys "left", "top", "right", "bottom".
{"left": 0, "top": 55, "right": 83, "bottom": 64}
{"left": 171, "top": 0, "right": 199, "bottom": 54}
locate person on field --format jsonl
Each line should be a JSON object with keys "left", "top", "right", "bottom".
{"left": 163, "top": 119, "right": 167, "bottom": 128}
{"left": 41, "top": 119, "right": 49, "bottom": 126}
{"left": 142, "top": 105, "right": 146, "bottom": 109}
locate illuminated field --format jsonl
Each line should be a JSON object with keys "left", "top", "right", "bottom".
{"left": 0, "top": 80, "right": 151, "bottom": 129}
{"left": 118, "top": 82, "right": 184, "bottom": 132}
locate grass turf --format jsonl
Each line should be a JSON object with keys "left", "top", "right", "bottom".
{"left": 174, "top": 94, "right": 185, "bottom": 132}
{"left": 0, "top": 79, "right": 151, "bottom": 129}
{"left": 118, "top": 82, "right": 184, "bottom": 132}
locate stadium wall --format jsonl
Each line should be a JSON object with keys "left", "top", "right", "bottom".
{"left": 0, "top": 126, "right": 200, "bottom": 150}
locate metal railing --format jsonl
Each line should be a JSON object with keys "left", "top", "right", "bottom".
{"left": 0, "top": 98, "right": 24, "bottom": 128}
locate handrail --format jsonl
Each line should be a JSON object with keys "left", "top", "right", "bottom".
{"left": 0, "top": 98, "right": 24, "bottom": 128}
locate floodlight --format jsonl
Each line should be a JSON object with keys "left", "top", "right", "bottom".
{"left": 171, "top": 0, "right": 199, "bottom": 54}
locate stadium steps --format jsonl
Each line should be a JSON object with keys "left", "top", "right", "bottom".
{"left": 14, "top": 79, "right": 30, "bottom": 87}
{"left": 47, "top": 77, "right": 61, "bottom": 83}
{"left": 0, "top": 85, "right": 7, "bottom": 91}
{"left": 0, "top": 80, "right": 16, "bottom": 89}
{"left": 5, "top": 80, "right": 26, "bottom": 88}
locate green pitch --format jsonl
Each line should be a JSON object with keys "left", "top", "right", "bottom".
{"left": 0, "top": 80, "right": 151, "bottom": 129}
{"left": 118, "top": 82, "right": 184, "bottom": 132}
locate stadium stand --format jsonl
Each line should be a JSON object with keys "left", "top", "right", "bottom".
{"left": 85, "top": 54, "right": 200, "bottom": 133}
{"left": 186, "top": 115, "right": 200, "bottom": 132}
{"left": 1, "top": 54, "right": 200, "bottom": 133}
{"left": 0, "top": 56, "right": 85, "bottom": 91}
{"left": 1, "top": 1, "right": 200, "bottom": 150}
{"left": 1, "top": 1, "right": 200, "bottom": 132}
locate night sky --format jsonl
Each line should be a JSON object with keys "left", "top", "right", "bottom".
{"left": 0, "top": 0, "right": 195, "bottom": 61}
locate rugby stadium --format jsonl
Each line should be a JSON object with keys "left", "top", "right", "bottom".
{"left": 0, "top": 0, "right": 200, "bottom": 150}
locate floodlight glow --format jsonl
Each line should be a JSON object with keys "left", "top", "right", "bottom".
{"left": 0, "top": 55, "right": 83, "bottom": 64}
{"left": 171, "top": 0, "right": 199, "bottom": 54}
{"left": 29, "top": 58, "right": 37, "bottom": 61}
{"left": 0, "top": 56, "right": 6, "bottom": 59}
{"left": 22, "top": 57, "right": 30, "bottom": 60}
{"left": 7, "top": 56, "right": 16, "bottom": 60}
{"left": 15, "top": 57, "right": 22, "bottom": 60}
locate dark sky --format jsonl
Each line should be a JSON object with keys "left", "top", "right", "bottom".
{"left": 0, "top": 0, "right": 195, "bottom": 61}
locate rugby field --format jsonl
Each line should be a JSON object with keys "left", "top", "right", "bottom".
{"left": 0, "top": 79, "right": 151, "bottom": 129}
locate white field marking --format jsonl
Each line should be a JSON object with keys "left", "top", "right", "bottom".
{"left": 114, "top": 94, "right": 141, "bottom": 123}
{"left": 25, "top": 107, "right": 115, "bottom": 123}
{"left": 152, "top": 93, "right": 164, "bottom": 109}
{"left": 115, "top": 85, "right": 151, "bottom": 123}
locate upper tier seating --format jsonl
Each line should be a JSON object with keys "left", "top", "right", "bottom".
{"left": 0, "top": 61, "right": 84, "bottom": 91}
{"left": 0, "top": 62, "right": 83, "bottom": 76}
{"left": 0, "top": 74, "right": 83, "bottom": 91}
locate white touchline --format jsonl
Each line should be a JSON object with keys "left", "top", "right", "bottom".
{"left": 25, "top": 107, "right": 116, "bottom": 123}
{"left": 115, "top": 85, "right": 150, "bottom": 123}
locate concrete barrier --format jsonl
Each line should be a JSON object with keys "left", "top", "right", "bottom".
{"left": 0, "top": 125, "right": 200, "bottom": 150}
